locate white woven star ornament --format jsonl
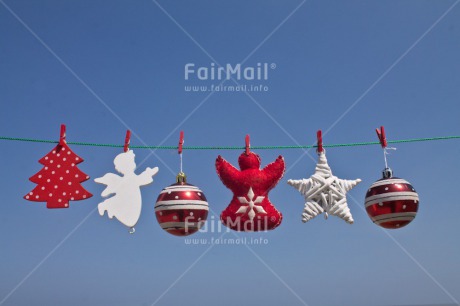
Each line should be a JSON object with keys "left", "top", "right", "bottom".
{"left": 287, "top": 152, "right": 361, "bottom": 224}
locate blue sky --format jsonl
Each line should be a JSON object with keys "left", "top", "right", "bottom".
{"left": 1, "top": 1, "right": 460, "bottom": 305}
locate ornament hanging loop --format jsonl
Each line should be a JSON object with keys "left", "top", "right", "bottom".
{"left": 375, "top": 126, "right": 395, "bottom": 176}
{"left": 59, "top": 124, "right": 66, "bottom": 146}
{"left": 124, "top": 130, "right": 131, "bottom": 152}
{"left": 178, "top": 131, "right": 184, "bottom": 173}
{"left": 245, "top": 134, "right": 250, "bottom": 155}
{"left": 316, "top": 130, "right": 323, "bottom": 154}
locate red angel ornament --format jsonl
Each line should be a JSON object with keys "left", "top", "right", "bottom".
{"left": 215, "top": 150, "right": 285, "bottom": 232}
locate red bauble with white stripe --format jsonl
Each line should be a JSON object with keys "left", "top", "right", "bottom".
{"left": 365, "top": 171, "right": 419, "bottom": 229}
{"left": 155, "top": 174, "right": 208, "bottom": 236}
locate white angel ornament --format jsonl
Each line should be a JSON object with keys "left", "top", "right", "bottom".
{"left": 95, "top": 150, "right": 159, "bottom": 232}
{"left": 287, "top": 151, "right": 361, "bottom": 224}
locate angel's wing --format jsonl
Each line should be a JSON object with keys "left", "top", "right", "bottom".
{"left": 215, "top": 155, "right": 241, "bottom": 190}
{"left": 94, "top": 173, "right": 122, "bottom": 197}
{"left": 261, "top": 155, "right": 285, "bottom": 189}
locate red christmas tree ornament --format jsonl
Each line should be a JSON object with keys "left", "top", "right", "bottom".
{"left": 154, "top": 131, "right": 209, "bottom": 236}
{"left": 365, "top": 126, "right": 419, "bottom": 229}
{"left": 24, "top": 124, "right": 92, "bottom": 208}
{"left": 216, "top": 135, "right": 285, "bottom": 232}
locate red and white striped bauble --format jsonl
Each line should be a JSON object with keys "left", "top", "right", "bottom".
{"left": 155, "top": 174, "right": 208, "bottom": 236}
{"left": 365, "top": 173, "right": 419, "bottom": 229}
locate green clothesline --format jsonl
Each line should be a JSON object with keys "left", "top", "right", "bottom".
{"left": 0, "top": 135, "right": 459, "bottom": 150}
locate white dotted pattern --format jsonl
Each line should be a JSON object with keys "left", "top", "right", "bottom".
{"left": 24, "top": 143, "right": 91, "bottom": 206}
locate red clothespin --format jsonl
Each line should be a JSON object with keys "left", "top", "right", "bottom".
{"left": 375, "top": 126, "right": 387, "bottom": 148}
{"left": 316, "top": 130, "right": 323, "bottom": 153}
{"left": 178, "top": 131, "right": 184, "bottom": 155}
{"left": 59, "top": 124, "right": 66, "bottom": 146}
{"left": 124, "top": 130, "right": 131, "bottom": 152}
{"left": 245, "top": 134, "right": 250, "bottom": 155}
